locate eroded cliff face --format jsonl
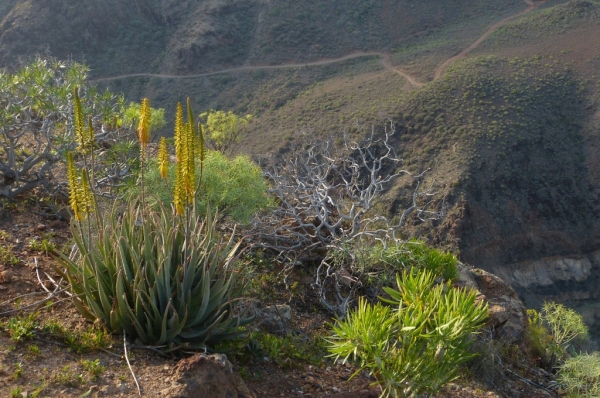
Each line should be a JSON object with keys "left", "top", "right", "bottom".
{"left": 489, "top": 250, "right": 600, "bottom": 337}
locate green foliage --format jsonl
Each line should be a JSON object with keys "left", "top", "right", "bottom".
{"left": 40, "top": 319, "right": 112, "bottom": 353}
{"left": 542, "top": 302, "right": 588, "bottom": 361}
{"left": 140, "top": 150, "right": 273, "bottom": 223}
{"left": 489, "top": 1, "right": 600, "bottom": 47}
{"left": 542, "top": 302, "right": 589, "bottom": 346}
{"left": 0, "top": 244, "right": 19, "bottom": 265}
{"left": 121, "top": 101, "right": 167, "bottom": 135}
{"left": 81, "top": 359, "right": 106, "bottom": 380}
{"left": 3, "top": 312, "right": 39, "bottom": 343}
{"left": 200, "top": 110, "right": 252, "bottom": 154}
{"left": 526, "top": 303, "right": 589, "bottom": 370}
{"left": 558, "top": 352, "right": 600, "bottom": 398}
{"left": 247, "top": 332, "right": 328, "bottom": 368}
{"left": 55, "top": 200, "right": 252, "bottom": 352}
{"left": 525, "top": 309, "right": 553, "bottom": 362}
{"left": 327, "top": 269, "right": 488, "bottom": 397}
{"left": 0, "top": 57, "right": 123, "bottom": 198}
{"left": 10, "top": 386, "right": 23, "bottom": 398}
{"left": 331, "top": 239, "right": 458, "bottom": 294}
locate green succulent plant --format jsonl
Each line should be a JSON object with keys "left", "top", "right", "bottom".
{"left": 55, "top": 201, "right": 252, "bottom": 351}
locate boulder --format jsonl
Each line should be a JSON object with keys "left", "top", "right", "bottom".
{"left": 161, "top": 353, "right": 255, "bottom": 398}
{"left": 455, "top": 263, "right": 528, "bottom": 342}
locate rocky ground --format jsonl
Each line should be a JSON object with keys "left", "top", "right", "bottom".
{"left": 0, "top": 197, "right": 564, "bottom": 397}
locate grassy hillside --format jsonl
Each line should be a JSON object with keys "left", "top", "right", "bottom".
{"left": 398, "top": 55, "right": 597, "bottom": 266}
{"left": 0, "top": 0, "right": 524, "bottom": 77}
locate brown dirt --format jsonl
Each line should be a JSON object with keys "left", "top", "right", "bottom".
{"left": 0, "top": 195, "right": 561, "bottom": 398}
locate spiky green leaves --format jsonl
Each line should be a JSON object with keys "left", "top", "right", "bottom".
{"left": 54, "top": 202, "right": 252, "bottom": 351}
{"left": 327, "top": 268, "right": 488, "bottom": 397}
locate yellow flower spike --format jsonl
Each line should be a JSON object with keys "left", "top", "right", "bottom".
{"left": 184, "top": 122, "right": 196, "bottom": 200}
{"left": 174, "top": 103, "right": 183, "bottom": 162}
{"left": 67, "top": 152, "right": 83, "bottom": 222}
{"left": 138, "top": 98, "right": 150, "bottom": 148}
{"left": 158, "top": 137, "right": 169, "bottom": 180}
{"left": 73, "top": 87, "right": 85, "bottom": 150}
{"left": 80, "top": 169, "right": 95, "bottom": 217}
{"left": 197, "top": 122, "right": 205, "bottom": 163}
{"left": 186, "top": 97, "right": 195, "bottom": 134}
{"left": 173, "top": 102, "right": 187, "bottom": 214}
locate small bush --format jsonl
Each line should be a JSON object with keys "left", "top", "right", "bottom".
{"left": 327, "top": 268, "right": 487, "bottom": 397}
{"left": 558, "top": 353, "right": 600, "bottom": 398}
{"left": 138, "top": 151, "right": 272, "bottom": 224}
{"left": 332, "top": 239, "right": 458, "bottom": 292}
{"left": 542, "top": 302, "right": 588, "bottom": 365}
{"left": 525, "top": 309, "right": 552, "bottom": 363}
{"left": 0, "top": 57, "right": 122, "bottom": 199}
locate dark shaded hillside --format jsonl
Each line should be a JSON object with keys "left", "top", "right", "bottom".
{"left": 0, "top": 0, "right": 524, "bottom": 77}
{"left": 404, "top": 56, "right": 599, "bottom": 268}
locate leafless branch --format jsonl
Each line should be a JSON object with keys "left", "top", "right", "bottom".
{"left": 249, "top": 122, "right": 445, "bottom": 316}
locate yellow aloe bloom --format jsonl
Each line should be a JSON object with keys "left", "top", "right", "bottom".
{"left": 67, "top": 152, "right": 84, "bottom": 221}
{"left": 174, "top": 103, "right": 183, "bottom": 162}
{"left": 138, "top": 98, "right": 150, "bottom": 147}
{"left": 173, "top": 158, "right": 185, "bottom": 215}
{"left": 173, "top": 103, "right": 186, "bottom": 215}
{"left": 158, "top": 137, "right": 169, "bottom": 180}
{"left": 197, "top": 122, "right": 205, "bottom": 163}
{"left": 73, "top": 87, "right": 86, "bottom": 150}
{"left": 184, "top": 122, "right": 196, "bottom": 200}
{"left": 80, "top": 169, "right": 95, "bottom": 216}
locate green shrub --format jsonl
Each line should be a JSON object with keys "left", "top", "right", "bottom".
{"left": 526, "top": 303, "right": 589, "bottom": 369}
{"left": 0, "top": 57, "right": 122, "bottom": 199}
{"left": 542, "top": 302, "right": 588, "bottom": 364}
{"left": 558, "top": 353, "right": 600, "bottom": 398}
{"left": 333, "top": 239, "right": 458, "bottom": 291}
{"left": 139, "top": 150, "right": 272, "bottom": 224}
{"left": 327, "top": 269, "right": 488, "bottom": 397}
{"left": 525, "top": 309, "right": 552, "bottom": 362}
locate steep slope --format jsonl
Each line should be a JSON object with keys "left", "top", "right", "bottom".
{"left": 0, "top": 0, "right": 524, "bottom": 77}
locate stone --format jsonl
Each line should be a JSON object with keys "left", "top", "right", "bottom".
{"left": 455, "top": 263, "right": 527, "bottom": 342}
{"left": 237, "top": 299, "right": 292, "bottom": 334}
{"left": 160, "top": 353, "right": 255, "bottom": 398}
{"left": 0, "top": 270, "right": 12, "bottom": 283}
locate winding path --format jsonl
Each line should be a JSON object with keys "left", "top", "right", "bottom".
{"left": 89, "top": 0, "right": 544, "bottom": 88}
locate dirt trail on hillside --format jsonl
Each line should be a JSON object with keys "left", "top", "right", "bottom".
{"left": 89, "top": 0, "right": 544, "bottom": 88}
{"left": 433, "top": 0, "right": 545, "bottom": 80}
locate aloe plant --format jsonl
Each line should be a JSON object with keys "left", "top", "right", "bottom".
{"left": 55, "top": 201, "right": 252, "bottom": 351}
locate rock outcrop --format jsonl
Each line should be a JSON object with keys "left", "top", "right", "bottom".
{"left": 161, "top": 353, "right": 256, "bottom": 398}
{"left": 455, "top": 263, "right": 528, "bottom": 342}
{"left": 488, "top": 250, "right": 600, "bottom": 339}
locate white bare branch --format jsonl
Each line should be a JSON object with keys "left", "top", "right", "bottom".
{"left": 249, "top": 122, "right": 445, "bottom": 316}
